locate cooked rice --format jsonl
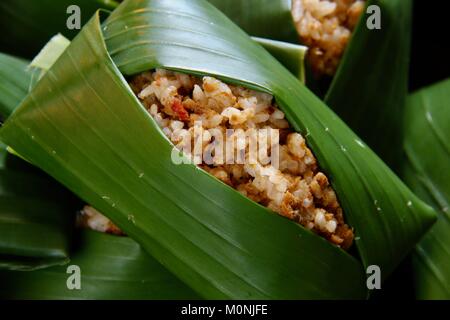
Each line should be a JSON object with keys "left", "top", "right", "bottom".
{"left": 130, "top": 69, "right": 354, "bottom": 249}
{"left": 77, "top": 205, "right": 124, "bottom": 235}
{"left": 292, "top": 0, "right": 365, "bottom": 76}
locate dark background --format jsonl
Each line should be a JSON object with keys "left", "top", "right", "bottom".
{"left": 409, "top": 1, "right": 450, "bottom": 91}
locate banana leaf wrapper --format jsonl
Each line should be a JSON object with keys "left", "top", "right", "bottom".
{"left": 208, "top": 0, "right": 298, "bottom": 43}
{"left": 252, "top": 37, "right": 306, "bottom": 83}
{"left": 0, "top": 53, "right": 31, "bottom": 119}
{"left": 0, "top": 37, "right": 199, "bottom": 298}
{"left": 326, "top": 0, "right": 412, "bottom": 169}
{"left": 207, "top": 0, "right": 411, "bottom": 168}
{"left": 0, "top": 0, "right": 436, "bottom": 299}
{"left": 0, "top": 53, "right": 75, "bottom": 271}
{"left": 402, "top": 79, "right": 450, "bottom": 299}
{"left": 0, "top": 153, "right": 75, "bottom": 271}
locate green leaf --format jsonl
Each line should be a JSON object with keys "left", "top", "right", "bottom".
{"left": 0, "top": 156, "right": 75, "bottom": 271}
{"left": 188, "top": 1, "right": 307, "bottom": 81}
{"left": 206, "top": 0, "right": 412, "bottom": 168}
{"left": 30, "top": 34, "right": 71, "bottom": 71}
{"left": 0, "top": 40, "right": 199, "bottom": 299}
{"left": 0, "top": 0, "right": 118, "bottom": 58}
{"left": 325, "top": 0, "right": 412, "bottom": 169}
{"left": 206, "top": 0, "right": 311, "bottom": 85}
{"left": 0, "top": 0, "right": 436, "bottom": 298}
{"left": 0, "top": 230, "right": 200, "bottom": 299}
{"left": 0, "top": 51, "right": 74, "bottom": 271}
{"left": 0, "top": 53, "right": 31, "bottom": 119}
{"left": 28, "top": 34, "right": 72, "bottom": 89}
{"left": 402, "top": 79, "right": 450, "bottom": 299}
{"left": 0, "top": 35, "right": 198, "bottom": 305}
{"left": 208, "top": 0, "right": 298, "bottom": 43}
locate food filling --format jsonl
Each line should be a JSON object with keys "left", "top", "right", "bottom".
{"left": 77, "top": 205, "right": 123, "bottom": 235}
{"left": 292, "top": 0, "right": 365, "bottom": 77}
{"left": 130, "top": 69, "right": 354, "bottom": 249}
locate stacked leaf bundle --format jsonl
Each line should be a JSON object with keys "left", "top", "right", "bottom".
{"left": 0, "top": 53, "right": 74, "bottom": 271}
{"left": 402, "top": 80, "right": 450, "bottom": 299}
{"left": 0, "top": 0, "right": 436, "bottom": 299}
{"left": 0, "top": 37, "right": 198, "bottom": 300}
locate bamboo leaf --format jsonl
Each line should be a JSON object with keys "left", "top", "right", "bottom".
{"left": 252, "top": 37, "right": 306, "bottom": 83}
{"left": 0, "top": 52, "right": 74, "bottom": 271}
{"left": 28, "top": 34, "right": 71, "bottom": 89}
{"left": 325, "top": 0, "right": 412, "bottom": 169}
{"left": 104, "top": 0, "right": 435, "bottom": 278}
{"left": 0, "top": 53, "right": 31, "bottom": 119}
{"left": 0, "top": 156, "right": 75, "bottom": 271}
{"left": 208, "top": 0, "right": 298, "bottom": 43}
{"left": 402, "top": 79, "right": 450, "bottom": 299}
{"left": 206, "top": 0, "right": 411, "bottom": 168}
{"left": 0, "top": 0, "right": 118, "bottom": 58}
{"left": 30, "top": 34, "right": 71, "bottom": 71}
{"left": 0, "top": 40, "right": 199, "bottom": 299}
{"left": 0, "top": 0, "right": 436, "bottom": 298}
{"left": 206, "top": 0, "right": 312, "bottom": 85}
{"left": 0, "top": 230, "right": 200, "bottom": 299}
{"left": 1, "top": 9, "right": 366, "bottom": 300}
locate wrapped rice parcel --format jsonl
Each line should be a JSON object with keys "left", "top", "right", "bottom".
{"left": 0, "top": 0, "right": 434, "bottom": 299}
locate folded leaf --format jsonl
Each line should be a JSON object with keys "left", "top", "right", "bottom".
{"left": 206, "top": 0, "right": 411, "bottom": 168}
{"left": 0, "top": 156, "right": 75, "bottom": 271}
{"left": 28, "top": 34, "right": 71, "bottom": 89}
{"left": 207, "top": 0, "right": 311, "bottom": 85}
{"left": 0, "top": 53, "right": 31, "bottom": 119}
{"left": 0, "top": 36, "right": 198, "bottom": 300}
{"left": 326, "top": 0, "right": 412, "bottom": 168}
{"left": 0, "top": 230, "right": 200, "bottom": 299}
{"left": 0, "top": 52, "right": 74, "bottom": 271}
{"left": 402, "top": 79, "right": 450, "bottom": 299}
{"left": 0, "top": 0, "right": 436, "bottom": 298}
{"left": 208, "top": 0, "right": 298, "bottom": 43}
{"left": 252, "top": 37, "right": 306, "bottom": 83}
